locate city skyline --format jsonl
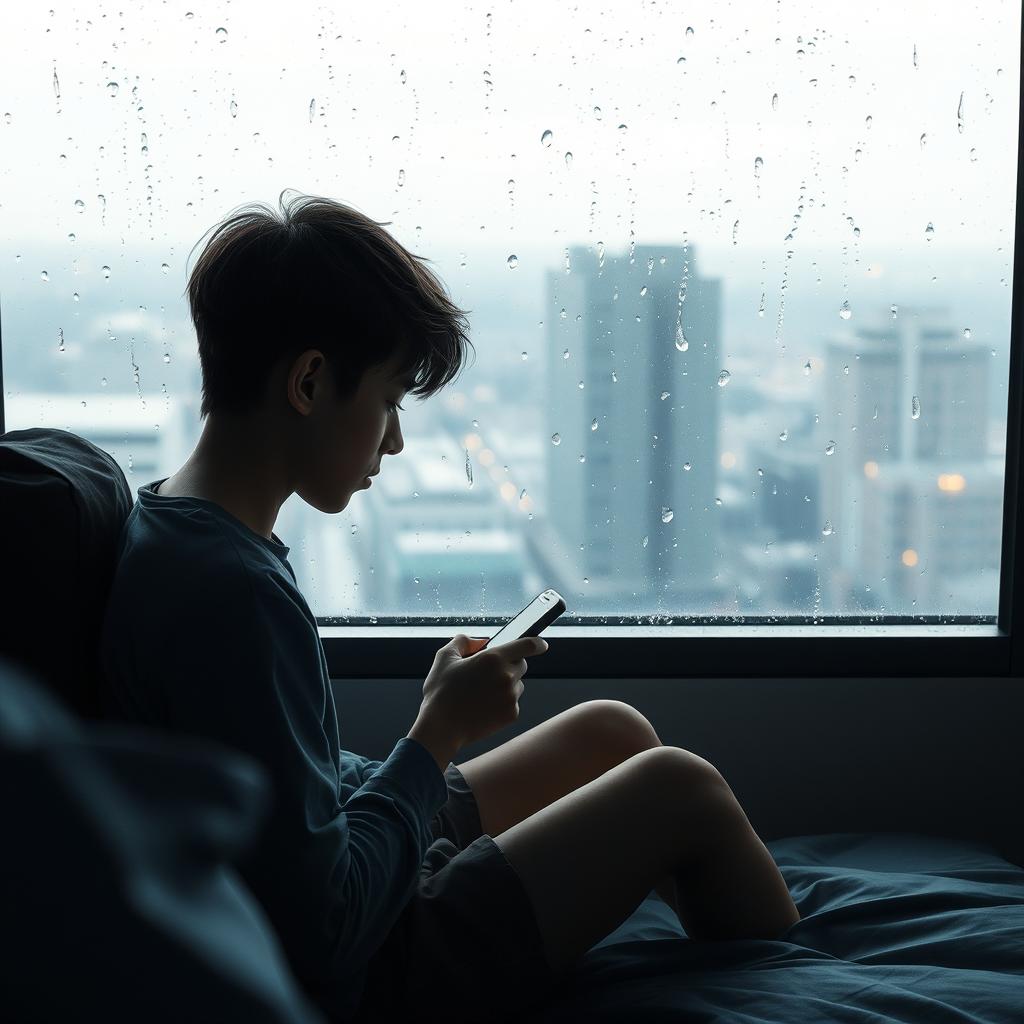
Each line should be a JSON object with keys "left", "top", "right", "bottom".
{"left": 1, "top": 236, "right": 1010, "bottom": 621}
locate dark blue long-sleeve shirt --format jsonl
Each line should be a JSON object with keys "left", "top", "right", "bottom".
{"left": 98, "top": 480, "right": 450, "bottom": 1020}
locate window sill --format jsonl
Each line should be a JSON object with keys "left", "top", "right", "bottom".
{"left": 319, "top": 622, "right": 1010, "bottom": 679}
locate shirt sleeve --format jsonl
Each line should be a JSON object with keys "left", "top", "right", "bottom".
{"left": 101, "top": 551, "right": 450, "bottom": 1010}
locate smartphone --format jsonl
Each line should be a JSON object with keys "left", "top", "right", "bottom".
{"left": 482, "top": 589, "right": 566, "bottom": 650}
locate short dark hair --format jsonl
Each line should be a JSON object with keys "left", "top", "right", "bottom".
{"left": 187, "top": 191, "right": 476, "bottom": 419}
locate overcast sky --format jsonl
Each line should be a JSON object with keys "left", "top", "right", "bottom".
{"left": 1, "top": 0, "right": 1019, "bottom": 277}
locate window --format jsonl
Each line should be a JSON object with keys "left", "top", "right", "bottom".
{"left": 1, "top": 2, "right": 1021, "bottom": 677}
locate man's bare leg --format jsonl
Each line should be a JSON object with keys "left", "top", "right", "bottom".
{"left": 457, "top": 699, "right": 697, "bottom": 924}
{"left": 492, "top": 746, "right": 800, "bottom": 972}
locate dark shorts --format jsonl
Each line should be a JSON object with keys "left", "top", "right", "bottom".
{"left": 353, "top": 762, "right": 557, "bottom": 1023}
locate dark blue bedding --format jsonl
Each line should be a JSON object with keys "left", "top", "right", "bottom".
{"left": 526, "top": 833, "right": 1024, "bottom": 1023}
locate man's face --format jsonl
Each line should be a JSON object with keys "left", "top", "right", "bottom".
{"left": 291, "top": 351, "right": 410, "bottom": 514}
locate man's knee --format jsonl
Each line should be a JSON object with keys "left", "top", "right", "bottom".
{"left": 573, "top": 699, "right": 661, "bottom": 757}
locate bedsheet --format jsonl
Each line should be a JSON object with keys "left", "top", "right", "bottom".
{"left": 523, "top": 832, "right": 1024, "bottom": 1023}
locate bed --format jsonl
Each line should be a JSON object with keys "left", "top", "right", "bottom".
{"left": 525, "top": 831, "right": 1024, "bottom": 1022}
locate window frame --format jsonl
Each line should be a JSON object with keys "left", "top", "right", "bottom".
{"left": 2, "top": 24, "right": 1022, "bottom": 681}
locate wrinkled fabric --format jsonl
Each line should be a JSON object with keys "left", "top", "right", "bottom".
{"left": 527, "top": 832, "right": 1024, "bottom": 1023}
{"left": 0, "top": 658, "right": 323, "bottom": 1024}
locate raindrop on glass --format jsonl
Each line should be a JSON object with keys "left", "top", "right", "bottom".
{"left": 507, "top": 254, "right": 518, "bottom": 269}
{"left": 754, "top": 156, "right": 763, "bottom": 177}
{"left": 779, "top": 429, "right": 788, "bottom": 441}
{"left": 911, "top": 395, "right": 921, "bottom": 419}
{"left": 591, "top": 418, "right": 599, "bottom": 431}
{"left": 963, "top": 327, "right": 972, "bottom": 339}
{"left": 107, "top": 81, "right": 119, "bottom": 97}
{"left": 57, "top": 328, "right": 65, "bottom": 351}
{"left": 67, "top": 233, "right": 75, "bottom": 243}
{"left": 160, "top": 263, "right": 169, "bottom": 274}
{"left": 839, "top": 300, "right": 852, "bottom": 320}
{"left": 957, "top": 91, "right": 964, "bottom": 134}
{"left": 540, "top": 129, "right": 553, "bottom": 147}
{"left": 229, "top": 98, "right": 238, "bottom": 117}
{"left": 717, "top": 370, "right": 731, "bottom": 387}
{"left": 925, "top": 222, "right": 934, "bottom": 240}
{"left": 564, "top": 151, "right": 573, "bottom": 167}
{"left": 551, "top": 433, "right": 561, "bottom": 445}
{"left": 309, "top": 98, "right": 316, "bottom": 122}
{"left": 771, "top": 92, "right": 779, "bottom": 110}
{"left": 822, "top": 521, "right": 834, "bottom": 536}
{"left": 215, "top": 26, "right": 228, "bottom": 42}
{"left": 685, "top": 25, "right": 694, "bottom": 37}
{"left": 40, "top": 270, "right": 49, "bottom": 282}
{"left": 521, "top": 351, "right": 528, "bottom": 360}
{"left": 74, "top": 198, "right": 84, "bottom": 210}
{"left": 660, "top": 391, "right": 670, "bottom": 401}
{"left": 661, "top": 507, "right": 674, "bottom": 523}
{"left": 675, "top": 324, "right": 688, "bottom": 352}
{"left": 101, "top": 265, "right": 111, "bottom": 279}
{"left": 163, "top": 352, "right": 171, "bottom": 364}
{"left": 825, "top": 441, "right": 836, "bottom": 456}
{"left": 890, "top": 303, "right": 899, "bottom": 319}
{"left": 563, "top": 348, "right": 570, "bottom": 359}
{"left": 683, "top": 461, "right": 692, "bottom": 471}
{"left": 803, "top": 360, "right": 812, "bottom": 375}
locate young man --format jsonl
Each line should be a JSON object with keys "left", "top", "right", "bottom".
{"left": 99, "top": 193, "right": 799, "bottom": 1023}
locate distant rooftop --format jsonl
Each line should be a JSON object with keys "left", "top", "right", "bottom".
{"left": 4, "top": 393, "right": 183, "bottom": 432}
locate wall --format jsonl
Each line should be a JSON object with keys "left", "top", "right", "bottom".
{"left": 334, "top": 675, "right": 1024, "bottom": 867}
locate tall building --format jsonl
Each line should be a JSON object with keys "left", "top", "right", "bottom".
{"left": 820, "top": 307, "right": 1000, "bottom": 614}
{"left": 530, "top": 243, "right": 725, "bottom": 614}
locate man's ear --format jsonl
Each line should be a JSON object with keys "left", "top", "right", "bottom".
{"left": 289, "top": 350, "right": 324, "bottom": 411}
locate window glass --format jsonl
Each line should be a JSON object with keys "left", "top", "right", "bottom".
{"left": 1, "top": 2, "right": 1018, "bottom": 620}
